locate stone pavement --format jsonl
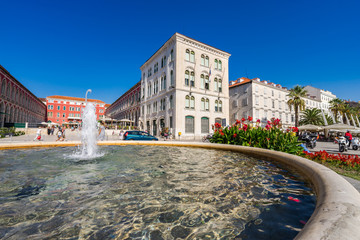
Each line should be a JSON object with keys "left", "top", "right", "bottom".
{"left": 311, "top": 141, "right": 360, "bottom": 156}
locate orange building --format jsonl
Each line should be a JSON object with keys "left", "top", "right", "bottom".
{"left": 46, "top": 95, "right": 106, "bottom": 124}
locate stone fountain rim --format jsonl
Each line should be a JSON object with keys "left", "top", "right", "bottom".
{"left": 1, "top": 141, "right": 360, "bottom": 240}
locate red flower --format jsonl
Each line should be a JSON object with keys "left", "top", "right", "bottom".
{"left": 215, "top": 122, "right": 222, "bottom": 129}
{"left": 233, "top": 133, "right": 237, "bottom": 138}
{"left": 265, "top": 124, "right": 271, "bottom": 130}
{"left": 236, "top": 119, "right": 241, "bottom": 125}
{"left": 256, "top": 119, "right": 260, "bottom": 123}
{"left": 243, "top": 124, "right": 248, "bottom": 131}
{"left": 293, "top": 127, "right": 298, "bottom": 132}
{"left": 247, "top": 116, "right": 253, "bottom": 122}
{"left": 241, "top": 117, "right": 246, "bottom": 122}
{"left": 267, "top": 120, "right": 271, "bottom": 125}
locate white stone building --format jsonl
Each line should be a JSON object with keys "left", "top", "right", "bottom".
{"left": 229, "top": 78, "right": 321, "bottom": 127}
{"left": 304, "top": 85, "right": 336, "bottom": 114}
{"left": 140, "top": 33, "right": 231, "bottom": 140}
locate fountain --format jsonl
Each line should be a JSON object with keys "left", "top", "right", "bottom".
{"left": 72, "top": 89, "right": 102, "bottom": 159}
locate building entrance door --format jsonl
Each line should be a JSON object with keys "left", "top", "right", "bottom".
{"left": 153, "top": 120, "right": 157, "bottom": 136}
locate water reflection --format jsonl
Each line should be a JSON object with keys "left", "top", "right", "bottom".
{"left": 0, "top": 146, "right": 315, "bottom": 239}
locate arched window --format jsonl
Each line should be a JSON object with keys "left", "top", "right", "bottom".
{"left": 170, "top": 49, "right": 174, "bottom": 61}
{"left": 169, "top": 95, "right": 173, "bottom": 109}
{"left": 201, "top": 117, "right": 209, "bottom": 133}
{"left": 219, "top": 100, "right": 223, "bottom": 112}
{"left": 218, "top": 79, "right": 222, "bottom": 92}
{"left": 214, "top": 59, "right": 218, "bottom": 70}
{"left": 163, "top": 56, "right": 166, "bottom": 66}
{"left": 161, "top": 58, "right": 164, "bottom": 68}
{"left": 218, "top": 60, "right": 222, "bottom": 70}
{"left": 201, "top": 54, "right": 205, "bottom": 65}
{"left": 215, "top": 100, "right": 218, "bottom": 112}
{"left": 185, "top": 70, "right": 190, "bottom": 86}
{"left": 205, "top": 56, "right": 209, "bottom": 67}
{"left": 1, "top": 80, "right": 5, "bottom": 95}
{"left": 200, "top": 74, "right": 205, "bottom": 89}
{"left": 185, "top": 95, "right": 190, "bottom": 108}
{"left": 214, "top": 78, "right": 218, "bottom": 91}
{"left": 205, "top": 98, "right": 209, "bottom": 111}
{"left": 7, "top": 83, "right": 11, "bottom": 98}
{"left": 205, "top": 76, "right": 209, "bottom": 90}
{"left": 190, "top": 51, "right": 195, "bottom": 63}
{"left": 190, "top": 96, "right": 195, "bottom": 109}
{"left": 190, "top": 71, "right": 195, "bottom": 87}
{"left": 170, "top": 70, "right": 174, "bottom": 86}
{"left": 185, "top": 116, "right": 194, "bottom": 133}
{"left": 201, "top": 98, "right": 205, "bottom": 110}
{"left": 185, "top": 49, "right": 190, "bottom": 61}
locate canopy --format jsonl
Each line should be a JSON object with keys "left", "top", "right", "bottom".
{"left": 119, "top": 119, "right": 134, "bottom": 122}
{"left": 324, "top": 123, "right": 358, "bottom": 130}
{"left": 298, "top": 124, "right": 324, "bottom": 131}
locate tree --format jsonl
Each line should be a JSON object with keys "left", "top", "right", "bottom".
{"left": 329, "top": 98, "right": 345, "bottom": 123}
{"left": 299, "top": 108, "right": 324, "bottom": 126}
{"left": 324, "top": 113, "right": 334, "bottom": 125}
{"left": 287, "top": 85, "right": 307, "bottom": 127}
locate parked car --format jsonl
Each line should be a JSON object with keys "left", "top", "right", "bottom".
{"left": 123, "top": 130, "right": 158, "bottom": 141}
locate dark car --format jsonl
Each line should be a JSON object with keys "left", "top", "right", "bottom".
{"left": 123, "top": 130, "right": 158, "bottom": 141}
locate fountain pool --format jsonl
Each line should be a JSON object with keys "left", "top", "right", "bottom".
{"left": 0, "top": 145, "right": 315, "bottom": 239}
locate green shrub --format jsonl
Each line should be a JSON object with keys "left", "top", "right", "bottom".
{"left": 210, "top": 117, "right": 303, "bottom": 155}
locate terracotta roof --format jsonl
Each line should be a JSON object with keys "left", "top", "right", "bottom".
{"left": 46, "top": 95, "right": 105, "bottom": 104}
{"left": 229, "top": 77, "right": 252, "bottom": 88}
{"left": 105, "top": 104, "right": 111, "bottom": 108}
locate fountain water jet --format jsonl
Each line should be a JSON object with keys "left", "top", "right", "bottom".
{"left": 71, "top": 89, "right": 103, "bottom": 159}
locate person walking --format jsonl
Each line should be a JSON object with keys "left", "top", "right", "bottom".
{"left": 98, "top": 122, "right": 106, "bottom": 141}
{"left": 33, "top": 127, "right": 42, "bottom": 141}
{"left": 56, "top": 127, "right": 63, "bottom": 141}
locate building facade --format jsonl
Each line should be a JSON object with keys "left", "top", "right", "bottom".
{"left": 0, "top": 65, "right": 46, "bottom": 127}
{"left": 304, "top": 85, "right": 336, "bottom": 114}
{"left": 140, "top": 33, "right": 231, "bottom": 139}
{"left": 105, "top": 81, "right": 141, "bottom": 126}
{"left": 46, "top": 96, "right": 106, "bottom": 124}
{"left": 229, "top": 77, "right": 321, "bottom": 127}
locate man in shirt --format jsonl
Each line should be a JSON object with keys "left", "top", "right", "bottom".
{"left": 345, "top": 130, "right": 353, "bottom": 147}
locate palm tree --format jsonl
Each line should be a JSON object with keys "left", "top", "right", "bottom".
{"left": 324, "top": 113, "right": 334, "bottom": 125}
{"left": 287, "top": 85, "right": 307, "bottom": 127}
{"left": 299, "top": 108, "right": 323, "bottom": 126}
{"left": 329, "top": 98, "right": 345, "bottom": 123}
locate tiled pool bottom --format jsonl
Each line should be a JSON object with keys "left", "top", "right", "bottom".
{"left": 0, "top": 145, "right": 315, "bottom": 239}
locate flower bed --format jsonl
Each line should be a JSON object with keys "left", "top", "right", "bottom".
{"left": 304, "top": 150, "right": 360, "bottom": 171}
{"left": 210, "top": 117, "right": 304, "bottom": 155}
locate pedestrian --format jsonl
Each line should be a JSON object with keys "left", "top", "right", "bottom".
{"left": 345, "top": 130, "right": 353, "bottom": 147}
{"left": 98, "top": 122, "right": 106, "bottom": 141}
{"left": 51, "top": 126, "right": 55, "bottom": 135}
{"left": 47, "top": 126, "right": 51, "bottom": 135}
{"left": 33, "top": 127, "right": 42, "bottom": 141}
{"left": 62, "top": 127, "right": 66, "bottom": 141}
{"left": 56, "top": 127, "right": 62, "bottom": 141}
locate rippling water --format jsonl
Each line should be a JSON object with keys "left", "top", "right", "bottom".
{"left": 0, "top": 146, "right": 315, "bottom": 239}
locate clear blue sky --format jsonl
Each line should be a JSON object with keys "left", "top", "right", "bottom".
{"left": 1, "top": 0, "right": 359, "bottom": 104}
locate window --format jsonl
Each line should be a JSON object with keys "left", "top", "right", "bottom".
{"left": 161, "top": 75, "right": 166, "bottom": 91}
{"left": 201, "top": 54, "right": 205, "bottom": 66}
{"left": 62, "top": 113, "right": 66, "bottom": 118}
{"left": 200, "top": 55, "right": 209, "bottom": 67}
{"left": 185, "top": 95, "right": 190, "bottom": 108}
{"left": 169, "top": 116, "right": 173, "bottom": 128}
{"left": 190, "top": 96, "right": 195, "bottom": 109}
{"left": 63, "top": 106, "right": 66, "bottom": 111}
{"left": 153, "top": 101, "right": 158, "bottom": 112}
{"left": 214, "top": 78, "right": 218, "bottom": 91}
{"left": 218, "top": 79, "right": 222, "bottom": 92}
{"left": 154, "top": 63, "right": 158, "bottom": 73}
{"left": 201, "top": 117, "right": 209, "bottom": 133}
{"left": 185, "top": 70, "right": 190, "bottom": 86}
{"left": 205, "top": 98, "right": 209, "bottom": 111}
{"left": 185, "top": 116, "right": 194, "bottom": 133}
{"left": 205, "top": 56, "right": 209, "bottom": 67}
{"left": 200, "top": 74, "right": 205, "bottom": 89}
{"left": 272, "top": 100, "right": 275, "bottom": 108}
{"left": 170, "top": 49, "right": 174, "bottom": 61}
{"left": 190, "top": 72, "right": 195, "bottom": 87}
{"left": 190, "top": 51, "right": 195, "bottom": 63}
{"left": 215, "top": 100, "right": 218, "bottom": 112}
{"left": 201, "top": 98, "right": 205, "bottom": 110}
{"left": 255, "top": 96, "right": 259, "bottom": 105}
{"left": 169, "top": 95, "right": 173, "bottom": 109}
{"left": 170, "top": 70, "right": 174, "bottom": 86}
{"left": 219, "top": 100, "right": 222, "bottom": 112}
{"left": 57, "top": 106, "right": 60, "bottom": 110}
{"left": 272, "top": 90, "right": 274, "bottom": 96}
{"left": 215, "top": 59, "right": 218, "bottom": 70}
{"left": 185, "top": 49, "right": 190, "bottom": 61}
{"left": 205, "top": 75, "right": 209, "bottom": 90}
{"left": 148, "top": 68, "right": 152, "bottom": 77}
{"left": 57, "top": 113, "right": 60, "bottom": 117}
{"left": 48, "top": 105, "right": 53, "bottom": 110}
{"left": 218, "top": 60, "right": 222, "bottom": 71}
